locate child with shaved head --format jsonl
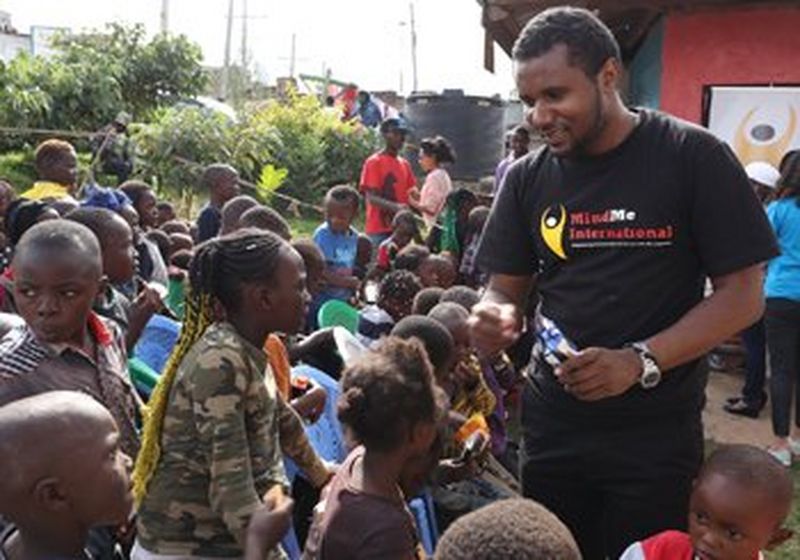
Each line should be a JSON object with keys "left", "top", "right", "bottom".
{"left": 0, "top": 391, "right": 134, "bottom": 560}
{"left": 434, "top": 499, "right": 581, "bottom": 560}
{"left": 621, "top": 444, "right": 794, "bottom": 560}
{"left": 0, "top": 221, "right": 140, "bottom": 458}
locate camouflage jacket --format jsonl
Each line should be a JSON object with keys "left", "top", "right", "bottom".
{"left": 137, "top": 322, "right": 328, "bottom": 558}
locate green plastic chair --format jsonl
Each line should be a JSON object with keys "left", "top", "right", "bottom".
{"left": 166, "top": 277, "right": 186, "bottom": 320}
{"left": 317, "top": 300, "right": 360, "bottom": 334}
{"left": 129, "top": 357, "right": 160, "bottom": 398}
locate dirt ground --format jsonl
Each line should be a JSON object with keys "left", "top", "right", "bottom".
{"left": 704, "top": 368, "right": 774, "bottom": 447}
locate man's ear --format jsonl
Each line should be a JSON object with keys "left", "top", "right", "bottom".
{"left": 598, "top": 57, "right": 621, "bottom": 92}
{"left": 33, "top": 477, "right": 70, "bottom": 513}
{"left": 765, "top": 527, "right": 793, "bottom": 550}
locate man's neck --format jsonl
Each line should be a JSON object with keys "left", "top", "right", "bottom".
{"left": 582, "top": 104, "right": 638, "bottom": 157}
{"left": 383, "top": 147, "right": 399, "bottom": 157}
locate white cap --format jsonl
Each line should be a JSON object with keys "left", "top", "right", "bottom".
{"left": 745, "top": 161, "right": 780, "bottom": 189}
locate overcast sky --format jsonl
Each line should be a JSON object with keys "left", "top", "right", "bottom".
{"left": 3, "top": 0, "right": 517, "bottom": 97}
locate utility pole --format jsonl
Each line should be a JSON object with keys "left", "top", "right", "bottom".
{"left": 160, "top": 0, "right": 169, "bottom": 33}
{"left": 240, "top": 0, "right": 248, "bottom": 68}
{"left": 221, "top": 0, "right": 234, "bottom": 100}
{"left": 289, "top": 33, "right": 296, "bottom": 78}
{"left": 409, "top": 2, "right": 418, "bottom": 92}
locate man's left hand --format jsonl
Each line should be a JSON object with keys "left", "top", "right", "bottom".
{"left": 555, "top": 348, "right": 643, "bottom": 401}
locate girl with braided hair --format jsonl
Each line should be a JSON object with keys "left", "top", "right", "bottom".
{"left": 132, "top": 229, "right": 330, "bottom": 560}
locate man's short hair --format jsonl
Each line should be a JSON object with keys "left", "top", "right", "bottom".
{"left": 512, "top": 7, "right": 621, "bottom": 77}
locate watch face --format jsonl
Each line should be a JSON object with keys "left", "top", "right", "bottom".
{"left": 641, "top": 368, "right": 661, "bottom": 389}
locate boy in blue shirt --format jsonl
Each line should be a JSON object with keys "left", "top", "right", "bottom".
{"left": 312, "top": 186, "right": 362, "bottom": 326}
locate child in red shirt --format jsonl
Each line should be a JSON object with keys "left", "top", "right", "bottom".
{"left": 620, "top": 445, "right": 793, "bottom": 560}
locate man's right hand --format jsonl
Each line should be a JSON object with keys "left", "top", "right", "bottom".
{"left": 468, "top": 301, "right": 521, "bottom": 357}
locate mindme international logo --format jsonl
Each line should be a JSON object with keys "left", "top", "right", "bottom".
{"left": 540, "top": 205, "right": 567, "bottom": 260}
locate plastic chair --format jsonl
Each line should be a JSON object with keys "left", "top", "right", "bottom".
{"left": 409, "top": 496, "right": 437, "bottom": 557}
{"left": 133, "top": 314, "right": 181, "bottom": 374}
{"left": 128, "top": 357, "right": 159, "bottom": 399}
{"left": 317, "top": 300, "right": 359, "bottom": 334}
{"left": 292, "top": 364, "right": 347, "bottom": 463}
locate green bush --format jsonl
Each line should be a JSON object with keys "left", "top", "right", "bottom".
{"left": 0, "top": 24, "right": 207, "bottom": 151}
{"left": 132, "top": 92, "right": 381, "bottom": 208}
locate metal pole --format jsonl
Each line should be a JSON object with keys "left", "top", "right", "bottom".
{"left": 240, "top": 0, "right": 248, "bottom": 68}
{"left": 409, "top": 2, "right": 418, "bottom": 92}
{"left": 290, "top": 33, "right": 296, "bottom": 78}
{"left": 221, "top": 0, "right": 234, "bottom": 100}
{"left": 160, "top": 0, "right": 169, "bottom": 33}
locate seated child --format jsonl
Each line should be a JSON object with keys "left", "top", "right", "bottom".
{"left": 264, "top": 238, "right": 328, "bottom": 422}
{"left": 239, "top": 206, "right": 292, "bottom": 240}
{"left": 459, "top": 206, "right": 490, "bottom": 287}
{"left": 21, "top": 139, "right": 78, "bottom": 201}
{"left": 134, "top": 230, "right": 330, "bottom": 559}
{"left": 0, "top": 391, "right": 135, "bottom": 560}
{"left": 155, "top": 201, "right": 176, "bottom": 227}
{"left": 440, "top": 285, "right": 480, "bottom": 312}
{"left": 0, "top": 220, "right": 141, "bottom": 458}
{"left": 66, "top": 207, "right": 162, "bottom": 350}
{"left": 145, "top": 229, "right": 171, "bottom": 264}
{"left": 168, "top": 232, "right": 194, "bottom": 256}
{"left": 418, "top": 253, "right": 457, "bottom": 289}
{"left": 428, "top": 302, "right": 496, "bottom": 422}
{"left": 313, "top": 186, "right": 361, "bottom": 310}
{"left": 220, "top": 194, "right": 259, "bottom": 235}
{"left": 434, "top": 499, "right": 581, "bottom": 560}
{"left": 160, "top": 219, "right": 191, "bottom": 236}
{"left": 303, "top": 337, "right": 447, "bottom": 560}
{"left": 435, "top": 289, "right": 519, "bottom": 465}
{"left": 412, "top": 286, "right": 444, "bottom": 316}
{"left": 356, "top": 269, "right": 422, "bottom": 348}
{"left": 0, "top": 200, "right": 60, "bottom": 307}
{"left": 376, "top": 210, "right": 419, "bottom": 270}
{"left": 621, "top": 444, "right": 793, "bottom": 560}
{"left": 353, "top": 233, "right": 373, "bottom": 281}
{"left": 389, "top": 316, "right": 494, "bottom": 488}
{"left": 394, "top": 244, "right": 431, "bottom": 276}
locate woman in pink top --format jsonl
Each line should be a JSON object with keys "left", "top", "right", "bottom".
{"left": 409, "top": 136, "right": 455, "bottom": 229}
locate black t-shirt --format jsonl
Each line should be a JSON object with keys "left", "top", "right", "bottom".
{"left": 477, "top": 109, "right": 778, "bottom": 421}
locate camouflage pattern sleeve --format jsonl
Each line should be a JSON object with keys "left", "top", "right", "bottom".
{"left": 192, "top": 346, "right": 265, "bottom": 545}
{"left": 276, "top": 394, "right": 331, "bottom": 488}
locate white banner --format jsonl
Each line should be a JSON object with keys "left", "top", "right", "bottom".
{"left": 708, "top": 86, "right": 800, "bottom": 170}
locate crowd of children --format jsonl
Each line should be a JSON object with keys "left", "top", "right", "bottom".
{"left": 0, "top": 128, "right": 796, "bottom": 560}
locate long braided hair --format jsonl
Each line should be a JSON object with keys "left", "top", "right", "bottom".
{"left": 133, "top": 229, "right": 288, "bottom": 502}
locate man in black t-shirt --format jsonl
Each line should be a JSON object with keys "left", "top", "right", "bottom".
{"left": 468, "top": 8, "right": 778, "bottom": 560}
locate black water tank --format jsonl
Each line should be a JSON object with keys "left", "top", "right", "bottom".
{"left": 404, "top": 89, "right": 507, "bottom": 181}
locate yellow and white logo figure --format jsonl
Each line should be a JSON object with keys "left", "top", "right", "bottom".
{"left": 540, "top": 205, "right": 567, "bottom": 260}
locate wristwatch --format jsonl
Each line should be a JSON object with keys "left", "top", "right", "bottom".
{"left": 630, "top": 342, "right": 662, "bottom": 389}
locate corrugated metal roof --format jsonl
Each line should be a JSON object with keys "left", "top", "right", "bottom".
{"left": 479, "top": 0, "right": 794, "bottom": 67}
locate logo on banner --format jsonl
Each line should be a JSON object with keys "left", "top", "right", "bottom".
{"left": 734, "top": 105, "right": 797, "bottom": 168}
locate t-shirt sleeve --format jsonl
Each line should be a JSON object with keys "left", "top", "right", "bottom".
{"left": 476, "top": 159, "right": 539, "bottom": 276}
{"left": 190, "top": 346, "right": 261, "bottom": 544}
{"left": 360, "top": 158, "right": 381, "bottom": 193}
{"left": 688, "top": 138, "right": 779, "bottom": 277}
